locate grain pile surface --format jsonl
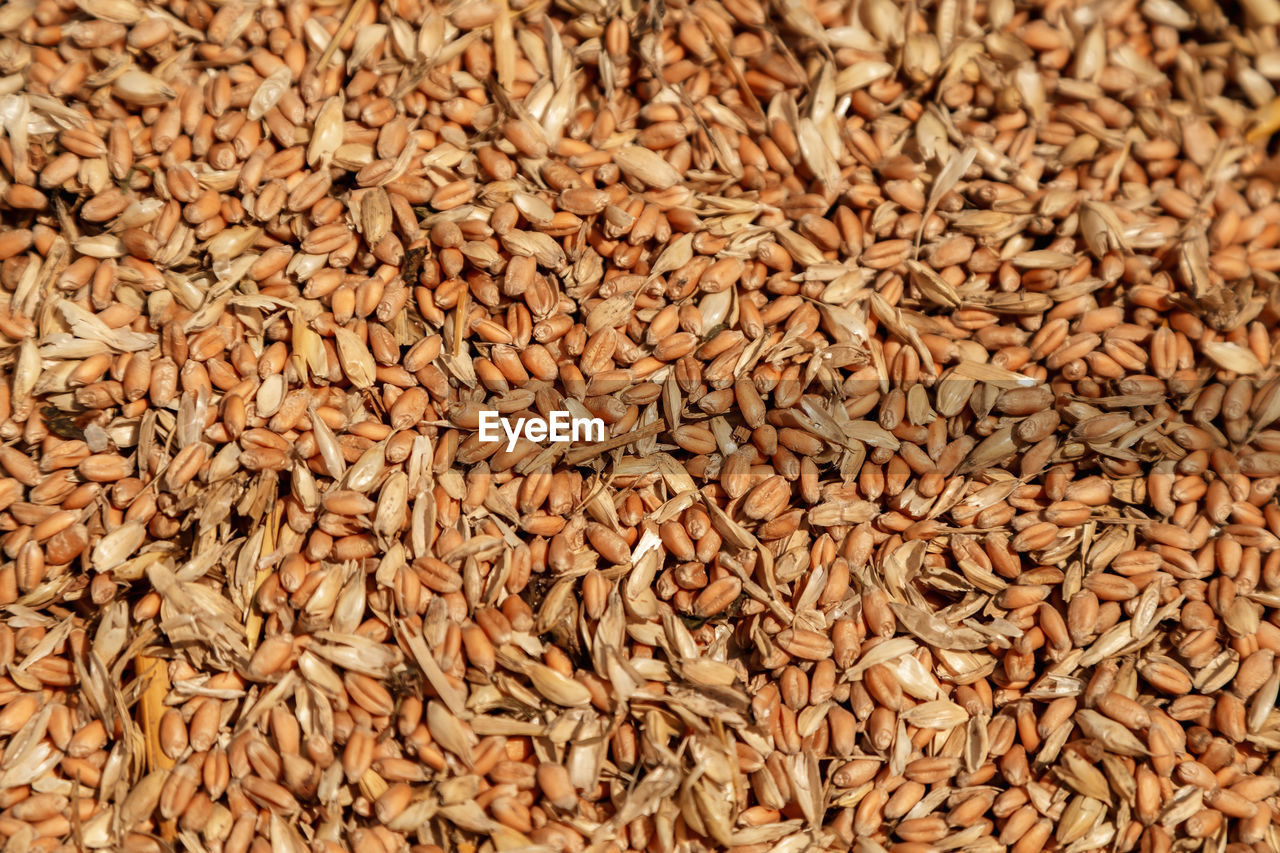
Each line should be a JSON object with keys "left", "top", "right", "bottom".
{"left": 4, "top": 0, "right": 1280, "bottom": 850}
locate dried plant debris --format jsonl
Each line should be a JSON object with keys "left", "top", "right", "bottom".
{"left": 2, "top": 0, "right": 1280, "bottom": 851}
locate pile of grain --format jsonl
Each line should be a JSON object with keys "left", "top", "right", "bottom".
{"left": 2, "top": 0, "right": 1280, "bottom": 849}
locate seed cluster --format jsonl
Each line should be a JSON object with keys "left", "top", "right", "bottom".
{"left": 3, "top": 0, "right": 1280, "bottom": 850}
